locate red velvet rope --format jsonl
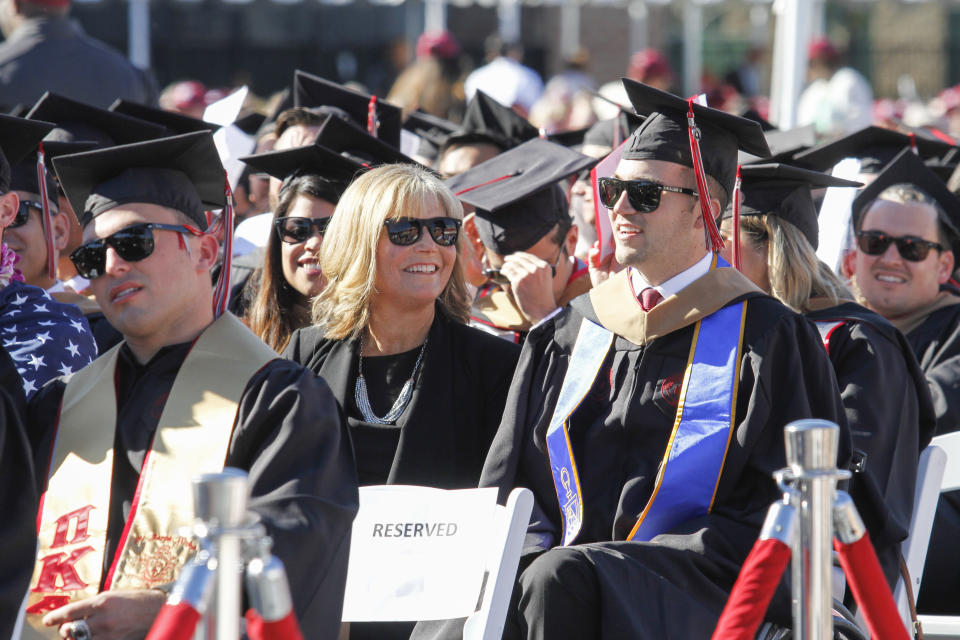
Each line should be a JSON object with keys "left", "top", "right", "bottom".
{"left": 686, "top": 98, "right": 725, "bottom": 253}
{"left": 35, "top": 143, "right": 57, "bottom": 278}
{"left": 710, "top": 537, "right": 791, "bottom": 640}
{"left": 145, "top": 602, "right": 202, "bottom": 640}
{"left": 834, "top": 536, "right": 909, "bottom": 640}
{"left": 212, "top": 173, "right": 234, "bottom": 318}
{"left": 731, "top": 165, "right": 742, "bottom": 271}
{"left": 245, "top": 609, "right": 304, "bottom": 640}
{"left": 367, "top": 95, "right": 378, "bottom": 138}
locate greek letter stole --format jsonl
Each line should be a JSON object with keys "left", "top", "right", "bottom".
{"left": 22, "top": 314, "right": 276, "bottom": 639}
{"left": 546, "top": 255, "right": 749, "bottom": 546}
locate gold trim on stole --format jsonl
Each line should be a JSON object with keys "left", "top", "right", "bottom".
{"left": 23, "top": 314, "right": 275, "bottom": 639}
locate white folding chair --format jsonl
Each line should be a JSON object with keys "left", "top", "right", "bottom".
{"left": 341, "top": 485, "right": 533, "bottom": 640}
{"left": 915, "top": 432, "right": 960, "bottom": 639}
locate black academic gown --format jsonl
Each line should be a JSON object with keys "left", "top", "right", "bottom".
{"left": 465, "top": 278, "right": 849, "bottom": 639}
{"left": 806, "top": 302, "right": 935, "bottom": 590}
{"left": 20, "top": 341, "right": 359, "bottom": 639}
{"left": 0, "top": 348, "right": 39, "bottom": 640}
{"left": 905, "top": 301, "right": 960, "bottom": 613}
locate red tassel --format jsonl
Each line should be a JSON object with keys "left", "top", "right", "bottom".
{"left": 212, "top": 173, "right": 234, "bottom": 318}
{"left": 834, "top": 536, "right": 910, "bottom": 640}
{"left": 711, "top": 537, "right": 791, "bottom": 640}
{"left": 732, "top": 165, "right": 742, "bottom": 271}
{"left": 36, "top": 143, "right": 57, "bottom": 278}
{"left": 367, "top": 95, "right": 378, "bottom": 138}
{"left": 686, "top": 99, "right": 725, "bottom": 253}
{"left": 908, "top": 132, "right": 919, "bottom": 154}
{"left": 245, "top": 610, "right": 304, "bottom": 640}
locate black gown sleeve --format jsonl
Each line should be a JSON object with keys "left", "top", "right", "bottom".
{"left": 0, "top": 346, "right": 40, "bottom": 640}
{"left": 228, "top": 359, "right": 359, "bottom": 640}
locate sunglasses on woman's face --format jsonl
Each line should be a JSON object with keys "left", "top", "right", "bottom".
{"left": 597, "top": 177, "right": 699, "bottom": 212}
{"left": 10, "top": 200, "right": 43, "bottom": 228}
{"left": 855, "top": 230, "right": 944, "bottom": 262}
{"left": 70, "top": 222, "right": 200, "bottom": 279}
{"left": 383, "top": 217, "right": 461, "bottom": 247}
{"left": 274, "top": 216, "right": 330, "bottom": 244}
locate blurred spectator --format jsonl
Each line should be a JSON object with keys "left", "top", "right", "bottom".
{"left": 595, "top": 48, "right": 672, "bottom": 120}
{"left": 724, "top": 46, "right": 764, "bottom": 99}
{"left": 797, "top": 37, "right": 873, "bottom": 137}
{"left": 159, "top": 80, "right": 208, "bottom": 118}
{"left": 530, "top": 48, "right": 597, "bottom": 134}
{"left": 464, "top": 34, "right": 543, "bottom": 118}
{"left": 0, "top": 0, "right": 156, "bottom": 109}
{"left": 388, "top": 30, "right": 464, "bottom": 121}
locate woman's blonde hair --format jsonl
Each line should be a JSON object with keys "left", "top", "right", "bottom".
{"left": 312, "top": 163, "right": 470, "bottom": 339}
{"left": 740, "top": 214, "right": 851, "bottom": 313}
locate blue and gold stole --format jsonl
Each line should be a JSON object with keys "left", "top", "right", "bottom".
{"left": 546, "top": 255, "right": 753, "bottom": 546}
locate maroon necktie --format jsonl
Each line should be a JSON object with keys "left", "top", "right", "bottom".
{"left": 640, "top": 287, "right": 664, "bottom": 312}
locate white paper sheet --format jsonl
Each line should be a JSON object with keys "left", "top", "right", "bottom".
{"left": 816, "top": 157, "right": 863, "bottom": 274}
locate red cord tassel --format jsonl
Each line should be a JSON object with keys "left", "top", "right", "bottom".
{"left": 711, "top": 537, "right": 791, "bottom": 640}
{"left": 731, "top": 165, "right": 742, "bottom": 271}
{"left": 908, "top": 132, "right": 919, "bottom": 154}
{"left": 145, "top": 602, "right": 202, "bottom": 640}
{"left": 36, "top": 143, "right": 57, "bottom": 278}
{"left": 686, "top": 99, "right": 725, "bottom": 253}
{"left": 245, "top": 610, "right": 304, "bottom": 640}
{"left": 834, "top": 536, "right": 910, "bottom": 640}
{"left": 212, "top": 173, "right": 234, "bottom": 318}
{"left": 367, "top": 95, "right": 378, "bottom": 138}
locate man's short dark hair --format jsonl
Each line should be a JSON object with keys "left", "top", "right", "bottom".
{"left": 274, "top": 107, "right": 327, "bottom": 140}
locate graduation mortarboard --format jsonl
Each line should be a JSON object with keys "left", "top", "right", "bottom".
{"left": 442, "top": 91, "right": 539, "bottom": 153}
{"left": 27, "top": 92, "right": 168, "bottom": 146}
{"left": 740, "top": 124, "right": 818, "bottom": 166}
{"left": 240, "top": 142, "right": 364, "bottom": 187}
{"left": 0, "top": 114, "right": 56, "bottom": 193}
{"left": 293, "top": 70, "right": 402, "bottom": 149}
{"left": 54, "top": 131, "right": 226, "bottom": 228}
{"left": 11, "top": 136, "right": 100, "bottom": 197}
{"left": 403, "top": 110, "right": 459, "bottom": 161}
{"left": 547, "top": 127, "right": 591, "bottom": 149}
{"left": 444, "top": 137, "right": 598, "bottom": 255}
{"left": 581, "top": 112, "right": 645, "bottom": 153}
{"left": 109, "top": 99, "right": 220, "bottom": 135}
{"left": 234, "top": 111, "right": 267, "bottom": 137}
{"left": 850, "top": 147, "right": 960, "bottom": 254}
{"left": 794, "top": 126, "right": 957, "bottom": 175}
{"left": 313, "top": 115, "right": 419, "bottom": 168}
{"left": 719, "top": 163, "right": 861, "bottom": 250}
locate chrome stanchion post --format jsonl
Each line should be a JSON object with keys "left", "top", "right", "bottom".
{"left": 782, "top": 419, "right": 849, "bottom": 640}
{"left": 193, "top": 469, "right": 249, "bottom": 640}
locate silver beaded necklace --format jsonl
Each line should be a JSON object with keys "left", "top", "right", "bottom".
{"left": 354, "top": 335, "right": 428, "bottom": 425}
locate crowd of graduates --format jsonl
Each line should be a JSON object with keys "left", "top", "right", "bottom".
{"left": 4, "top": 6, "right": 960, "bottom": 640}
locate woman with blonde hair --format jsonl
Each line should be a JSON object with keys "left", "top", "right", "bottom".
{"left": 284, "top": 163, "right": 520, "bottom": 490}
{"left": 719, "top": 163, "right": 935, "bottom": 590}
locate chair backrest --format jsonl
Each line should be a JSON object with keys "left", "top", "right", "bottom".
{"left": 931, "top": 432, "right": 960, "bottom": 492}
{"left": 341, "top": 485, "right": 533, "bottom": 640}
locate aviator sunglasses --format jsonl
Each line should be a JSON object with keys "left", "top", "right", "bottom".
{"left": 70, "top": 222, "right": 202, "bottom": 279}
{"left": 383, "top": 217, "right": 461, "bottom": 247}
{"left": 855, "top": 230, "right": 944, "bottom": 262}
{"left": 274, "top": 216, "right": 330, "bottom": 244}
{"left": 597, "top": 177, "right": 699, "bottom": 212}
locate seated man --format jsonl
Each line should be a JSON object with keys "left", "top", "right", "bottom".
{"left": 429, "top": 81, "right": 849, "bottom": 638}
{"left": 0, "top": 115, "right": 96, "bottom": 399}
{"left": 445, "top": 138, "right": 596, "bottom": 343}
{"left": 843, "top": 147, "right": 960, "bottom": 614}
{"left": 9, "top": 131, "right": 358, "bottom": 640}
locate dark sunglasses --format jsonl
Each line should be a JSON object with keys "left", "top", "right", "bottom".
{"left": 597, "top": 177, "right": 699, "bottom": 212}
{"left": 855, "top": 230, "right": 944, "bottom": 262}
{"left": 70, "top": 222, "right": 201, "bottom": 279}
{"left": 274, "top": 216, "right": 330, "bottom": 244}
{"left": 11, "top": 200, "right": 44, "bottom": 228}
{"left": 384, "top": 217, "right": 461, "bottom": 247}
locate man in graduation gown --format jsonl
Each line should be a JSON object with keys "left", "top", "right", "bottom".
{"left": 4, "top": 131, "right": 358, "bottom": 640}
{"left": 445, "top": 138, "right": 597, "bottom": 344}
{"left": 843, "top": 147, "right": 960, "bottom": 614}
{"left": 464, "top": 81, "right": 849, "bottom": 638}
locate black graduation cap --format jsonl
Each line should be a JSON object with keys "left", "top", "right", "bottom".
{"left": 850, "top": 147, "right": 960, "bottom": 254}
{"left": 27, "top": 92, "right": 168, "bottom": 146}
{"left": 794, "top": 126, "right": 956, "bottom": 175}
{"left": 11, "top": 135, "right": 101, "bottom": 197}
{"left": 548, "top": 127, "right": 590, "bottom": 148}
{"left": 403, "top": 110, "right": 459, "bottom": 160}
{"left": 719, "top": 163, "right": 861, "bottom": 250}
{"left": 442, "top": 91, "right": 539, "bottom": 153}
{"left": 313, "top": 115, "right": 419, "bottom": 168}
{"left": 925, "top": 148, "right": 959, "bottom": 184}
{"left": 0, "top": 114, "right": 56, "bottom": 193}
{"left": 234, "top": 111, "right": 267, "bottom": 136}
{"left": 444, "top": 138, "right": 598, "bottom": 255}
{"left": 109, "top": 98, "right": 220, "bottom": 135}
{"left": 739, "top": 108, "right": 776, "bottom": 132}
{"left": 240, "top": 142, "right": 364, "bottom": 187}
{"left": 293, "top": 70, "right": 402, "bottom": 149}
{"left": 7, "top": 104, "right": 26, "bottom": 117}
{"left": 581, "top": 112, "right": 645, "bottom": 151}
{"left": 621, "top": 79, "right": 770, "bottom": 199}
{"left": 740, "top": 124, "right": 818, "bottom": 166}
{"left": 54, "top": 131, "right": 226, "bottom": 228}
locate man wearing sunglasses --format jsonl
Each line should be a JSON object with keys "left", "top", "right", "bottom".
{"left": 844, "top": 148, "right": 960, "bottom": 615}
{"left": 1, "top": 131, "right": 358, "bottom": 640}
{"left": 448, "top": 81, "right": 849, "bottom": 640}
